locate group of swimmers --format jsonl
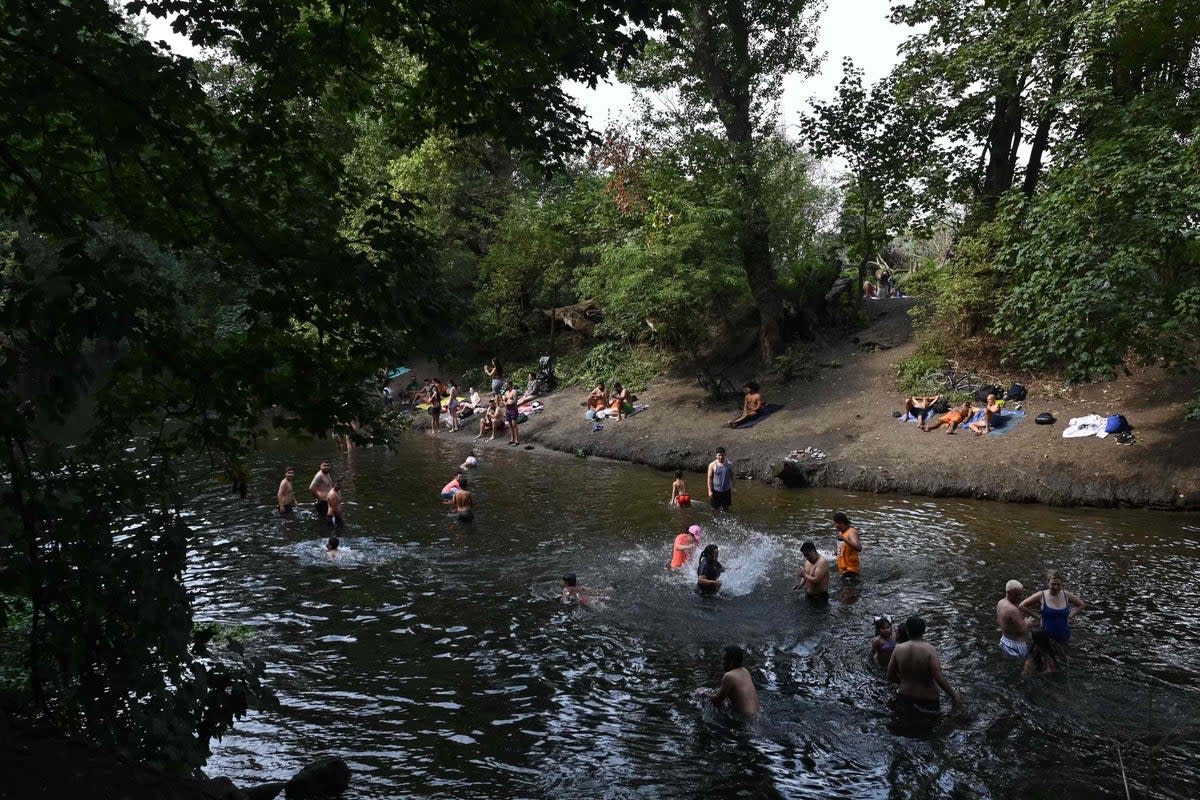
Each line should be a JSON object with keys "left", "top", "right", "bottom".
{"left": 275, "top": 460, "right": 347, "bottom": 557}
{"left": 586, "top": 502, "right": 1084, "bottom": 720}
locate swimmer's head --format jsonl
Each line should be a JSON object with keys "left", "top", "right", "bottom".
{"left": 1031, "top": 629, "right": 1053, "bottom": 650}
{"left": 562, "top": 573, "right": 577, "bottom": 587}
{"left": 320, "top": 461, "right": 330, "bottom": 472}
{"left": 874, "top": 615, "right": 892, "bottom": 634}
{"left": 722, "top": 645, "right": 744, "bottom": 670}
{"left": 715, "top": 447, "right": 725, "bottom": 457}
{"left": 1005, "top": 579, "right": 1024, "bottom": 596}
{"left": 688, "top": 525, "right": 702, "bottom": 540}
{"left": 905, "top": 616, "right": 926, "bottom": 639}
{"left": 832, "top": 511, "right": 850, "bottom": 528}
{"left": 675, "top": 469, "right": 683, "bottom": 479}
{"left": 326, "top": 536, "right": 340, "bottom": 551}
{"left": 333, "top": 481, "right": 342, "bottom": 491}
{"left": 800, "top": 541, "right": 818, "bottom": 561}
{"left": 285, "top": 466, "right": 295, "bottom": 477}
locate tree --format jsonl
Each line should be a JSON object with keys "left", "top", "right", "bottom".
{"left": 625, "top": 0, "right": 823, "bottom": 360}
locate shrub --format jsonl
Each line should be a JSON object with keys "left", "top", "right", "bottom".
{"left": 894, "top": 348, "right": 946, "bottom": 394}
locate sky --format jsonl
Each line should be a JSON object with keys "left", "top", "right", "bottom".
{"left": 145, "top": 1, "right": 911, "bottom": 130}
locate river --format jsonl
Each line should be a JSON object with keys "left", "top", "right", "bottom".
{"left": 195, "top": 434, "right": 1200, "bottom": 799}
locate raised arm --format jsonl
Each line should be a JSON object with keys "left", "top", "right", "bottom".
{"left": 1067, "top": 592, "right": 1086, "bottom": 619}
{"left": 1018, "top": 593, "right": 1042, "bottom": 617}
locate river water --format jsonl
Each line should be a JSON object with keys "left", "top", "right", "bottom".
{"left": 196, "top": 435, "right": 1200, "bottom": 799}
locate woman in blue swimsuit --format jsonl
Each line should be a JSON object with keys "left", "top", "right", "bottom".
{"left": 1019, "top": 570, "right": 1086, "bottom": 644}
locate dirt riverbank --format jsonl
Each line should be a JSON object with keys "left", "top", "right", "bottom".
{"left": 420, "top": 300, "right": 1200, "bottom": 510}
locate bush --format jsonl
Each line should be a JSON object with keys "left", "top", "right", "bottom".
{"left": 1185, "top": 394, "right": 1200, "bottom": 423}
{"left": 894, "top": 348, "right": 946, "bottom": 394}
{"left": 555, "top": 341, "right": 672, "bottom": 392}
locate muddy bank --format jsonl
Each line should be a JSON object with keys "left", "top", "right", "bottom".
{"left": 430, "top": 299, "right": 1200, "bottom": 510}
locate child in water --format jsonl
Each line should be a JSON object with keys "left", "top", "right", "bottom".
{"left": 670, "top": 470, "right": 691, "bottom": 507}
{"left": 326, "top": 535, "right": 340, "bottom": 560}
{"left": 870, "top": 615, "right": 897, "bottom": 669}
{"left": 561, "top": 573, "right": 610, "bottom": 607}
{"left": 326, "top": 481, "right": 344, "bottom": 527}
{"left": 696, "top": 544, "right": 724, "bottom": 595}
{"left": 1022, "top": 630, "right": 1059, "bottom": 678}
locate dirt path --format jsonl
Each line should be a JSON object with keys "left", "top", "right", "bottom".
{"left": 437, "top": 300, "right": 1200, "bottom": 509}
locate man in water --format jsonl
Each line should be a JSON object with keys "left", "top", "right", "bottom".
{"left": 326, "top": 481, "right": 345, "bottom": 527}
{"left": 671, "top": 525, "right": 702, "bottom": 569}
{"left": 277, "top": 466, "right": 296, "bottom": 515}
{"left": 996, "top": 579, "right": 1032, "bottom": 658}
{"left": 706, "top": 646, "right": 760, "bottom": 716}
{"left": 833, "top": 512, "right": 861, "bottom": 580}
{"left": 728, "top": 381, "right": 765, "bottom": 428}
{"left": 886, "top": 616, "right": 963, "bottom": 716}
{"left": 503, "top": 381, "right": 520, "bottom": 446}
{"left": 451, "top": 485, "right": 473, "bottom": 523}
{"left": 793, "top": 541, "right": 831, "bottom": 603}
{"left": 326, "top": 535, "right": 340, "bottom": 560}
{"left": 707, "top": 447, "right": 733, "bottom": 512}
{"left": 309, "top": 461, "right": 333, "bottom": 519}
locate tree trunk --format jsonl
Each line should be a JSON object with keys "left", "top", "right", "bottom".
{"left": 1023, "top": 27, "right": 1074, "bottom": 197}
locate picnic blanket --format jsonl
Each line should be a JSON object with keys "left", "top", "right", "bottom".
{"left": 899, "top": 408, "right": 1026, "bottom": 436}
{"left": 585, "top": 404, "right": 648, "bottom": 421}
{"left": 733, "top": 403, "right": 784, "bottom": 429}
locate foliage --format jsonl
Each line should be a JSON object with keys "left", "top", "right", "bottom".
{"left": 555, "top": 342, "right": 673, "bottom": 393}
{"left": 1185, "top": 395, "right": 1200, "bottom": 423}
{"left": 894, "top": 349, "right": 948, "bottom": 394}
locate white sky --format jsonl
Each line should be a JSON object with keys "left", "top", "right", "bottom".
{"left": 146, "top": 1, "right": 908, "bottom": 132}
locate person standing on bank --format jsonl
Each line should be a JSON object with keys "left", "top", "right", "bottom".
{"left": 707, "top": 447, "right": 733, "bottom": 512}
{"left": 833, "top": 512, "right": 861, "bottom": 579}
{"left": 1019, "top": 571, "right": 1086, "bottom": 645}
{"left": 309, "top": 461, "right": 333, "bottom": 519}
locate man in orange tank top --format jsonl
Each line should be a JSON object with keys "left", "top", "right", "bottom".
{"left": 833, "top": 511, "right": 861, "bottom": 579}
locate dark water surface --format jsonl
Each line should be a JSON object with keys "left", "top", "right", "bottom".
{"left": 195, "top": 435, "right": 1200, "bottom": 799}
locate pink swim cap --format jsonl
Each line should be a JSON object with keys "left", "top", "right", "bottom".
{"left": 688, "top": 525, "right": 702, "bottom": 539}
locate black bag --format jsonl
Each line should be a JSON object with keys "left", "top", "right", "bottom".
{"left": 459, "top": 407, "right": 474, "bottom": 419}
{"left": 931, "top": 398, "right": 951, "bottom": 414}
{"left": 974, "top": 384, "right": 1003, "bottom": 402}
{"left": 1006, "top": 383, "right": 1027, "bottom": 401}
{"left": 1035, "top": 412, "right": 1055, "bottom": 425}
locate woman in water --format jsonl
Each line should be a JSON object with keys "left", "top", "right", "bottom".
{"left": 1019, "top": 570, "right": 1086, "bottom": 645}
{"left": 870, "top": 616, "right": 896, "bottom": 669}
{"left": 696, "top": 544, "right": 724, "bottom": 595}
{"left": 1022, "top": 630, "right": 1059, "bottom": 678}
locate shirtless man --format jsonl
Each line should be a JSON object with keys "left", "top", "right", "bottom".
{"left": 904, "top": 395, "right": 941, "bottom": 430}
{"left": 277, "top": 467, "right": 296, "bottom": 515}
{"left": 925, "top": 401, "right": 974, "bottom": 434}
{"left": 451, "top": 487, "right": 473, "bottom": 523}
{"left": 886, "top": 616, "right": 963, "bottom": 715}
{"left": 728, "top": 382, "right": 765, "bottom": 428}
{"left": 793, "top": 541, "right": 831, "bottom": 603}
{"left": 503, "top": 382, "right": 520, "bottom": 446}
{"left": 969, "top": 394, "right": 1002, "bottom": 436}
{"left": 326, "top": 481, "right": 344, "bottom": 527}
{"left": 309, "top": 461, "right": 333, "bottom": 519}
{"left": 996, "top": 579, "right": 1032, "bottom": 658}
{"left": 707, "top": 646, "right": 760, "bottom": 716}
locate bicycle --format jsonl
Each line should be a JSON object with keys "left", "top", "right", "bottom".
{"left": 696, "top": 370, "right": 740, "bottom": 401}
{"left": 919, "top": 369, "right": 983, "bottom": 395}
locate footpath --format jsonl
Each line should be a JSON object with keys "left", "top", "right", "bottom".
{"left": 447, "top": 300, "right": 1200, "bottom": 510}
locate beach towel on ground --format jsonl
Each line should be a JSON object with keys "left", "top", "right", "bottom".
{"left": 899, "top": 408, "right": 1026, "bottom": 435}
{"left": 734, "top": 403, "right": 784, "bottom": 429}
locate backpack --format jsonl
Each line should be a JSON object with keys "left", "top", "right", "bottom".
{"left": 931, "top": 398, "right": 951, "bottom": 414}
{"left": 974, "top": 384, "right": 1003, "bottom": 403}
{"left": 1035, "top": 412, "right": 1055, "bottom": 425}
{"left": 1006, "top": 383, "right": 1027, "bottom": 401}
{"left": 1104, "top": 414, "right": 1129, "bottom": 434}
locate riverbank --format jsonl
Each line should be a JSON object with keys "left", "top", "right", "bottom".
{"left": 428, "top": 299, "right": 1200, "bottom": 510}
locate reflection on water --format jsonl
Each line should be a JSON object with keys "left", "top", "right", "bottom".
{"left": 194, "top": 436, "right": 1200, "bottom": 799}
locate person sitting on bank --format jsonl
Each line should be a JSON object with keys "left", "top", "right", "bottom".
{"left": 903, "top": 395, "right": 942, "bottom": 429}
{"left": 517, "top": 372, "right": 540, "bottom": 405}
{"left": 728, "top": 382, "right": 765, "bottom": 428}
{"left": 863, "top": 279, "right": 877, "bottom": 299}
{"left": 925, "top": 401, "right": 974, "bottom": 434}
{"left": 585, "top": 382, "right": 609, "bottom": 411}
{"left": 475, "top": 400, "right": 504, "bottom": 440}
{"left": 968, "top": 394, "right": 1003, "bottom": 436}
{"left": 610, "top": 382, "right": 634, "bottom": 420}
{"left": 460, "top": 387, "right": 483, "bottom": 412}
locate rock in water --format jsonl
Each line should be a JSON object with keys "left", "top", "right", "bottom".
{"left": 284, "top": 757, "right": 350, "bottom": 799}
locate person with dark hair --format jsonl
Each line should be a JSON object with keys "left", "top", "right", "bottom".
{"left": 871, "top": 616, "right": 897, "bottom": 669}
{"left": 1022, "top": 630, "right": 1059, "bottom": 678}
{"left": 326, "top": 481, "right": 345, "bottom": 527}
{"left": 484, "top": 358, "right": 504, "bottom": 398}
{"left": 277, "top": 466, "right": 296, "bottom": 515}
{"left": 793, "top": 541, "right": 831, "bottom": 604}
{"left": 585, "top": 381, "right": 609, "bottom": 411}
{"left": 308, "top": 461, "right": 333, "bottom": 519}
{"left": 427, "top": 381, "right": 442, "bottom": 436}
{"left": 326, "top": 535, "right": 340, "bottom": 560}
{"left": 696, "top": 544, "right": 724, "bottom": 594}
{"left": 451, "top": 485, "right": 473, "bottom": 523}
{"left": 833, "top": 512, "right": 862, "bottom": 579}
{"left": 446, "top": 380, "right": 461, "bottom": 432}
{"left": 610, "top": 381, "right": 634, "bottom": 419}
{"left": 903, "top": 395, "right": 942, "bottom": 429}
{"left": 728, "top": 381, "right": 765, "bottom": 428}
{"left": 503, "top": 381, "right": 520, "bottom": 446}
{"left": 561, "top": 573, "right": 609, "bottom": 606}
{"left": 705, "top": 645, "right": 760, "bottom": 716}
{"left": 670, "top": 470, "right": 691, "bottom": 507}
{"left": 886, "top": 616, "right": 963, "bottom": 715}
{"left": 707, "top": 447, "right": 733, "bottom": 512}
